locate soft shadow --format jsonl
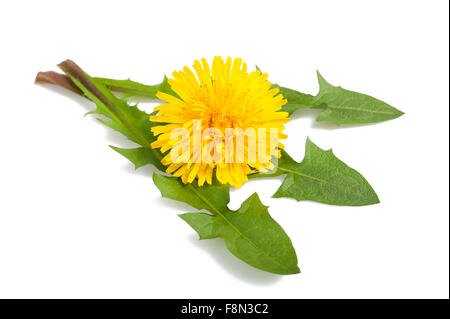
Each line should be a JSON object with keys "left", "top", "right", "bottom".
{"left": 41, "top": 83, "right": 281, "bottom": 284}
{"left": 312, "top": 120, "right": 383, "bottom": 130}
{"left": 38, "top": 84, "right": 93, "bottom": 112}
{"left": 41, "top": 84, "right": 155, "bottom": 150}
{"left": 187, "top": 235, "right": 282, "bottom": 285}
{"left": 289, "top": 108, "right": 322, "bottom": 122}
{"left": 120, "top": 164, "right": 196, "bottom": 212}
{"left": 121, "top": 161, "right": 158, "bottom": 179}
{"left": 155, "top": 196, "right": 202, "bottom": 213}
{"left": 104, "top": 130, "right": 138, "bottom": 148}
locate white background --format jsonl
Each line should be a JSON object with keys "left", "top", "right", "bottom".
{"left": 0, "top": 0, "right": 448, "bottom": 299}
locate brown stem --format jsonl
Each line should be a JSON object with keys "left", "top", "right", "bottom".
{"left": 35, "top": 71, "right": 83, "bottom": 95}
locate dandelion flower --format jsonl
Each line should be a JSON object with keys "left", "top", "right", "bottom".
{"left": 150, "top": 57, "right": 289, "bottom": 188}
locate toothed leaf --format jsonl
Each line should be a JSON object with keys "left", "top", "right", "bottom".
{"left": 57, "top": 62, "right": 164, "bottom": 172}
{"left": 313, "top": 71, "right": 404, "bottom": 125}
{"left": 273, "top": 138, "right": 380, "bottom": 206}
{"left": 68, "top": 75, "right": 154, "bottom": 146}
{"left": 153, "top": 174, "right": 300, "bottom": 275}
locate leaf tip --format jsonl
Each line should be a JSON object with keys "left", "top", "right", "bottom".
{"left": 279, "top": 264, "right": 301, "bottom": 275}
{"left": 152, "top": 172, "right": 162, "bottom": 188}
{"left": 372, "top": 193, "right": 381, "bottom": 205}
{"left": 316, "top": 70, "right": 332, "bottom": 91}
{"left": 315, "top": 69, "right": 322, "bottom": 78}
{"left": 271, "top": 191, "right": 281, "bottom": 199}
{"left": 292, "top": 265, "right": 301, "bottom": 274}
{"left": 305, "top": 136, "right": 319, "bottom": 152}
{"left": 316, "top": 69, "right": 324, "bottom": 81}
{"left": 395, "top": 109, "right": 405, "bottom": 118}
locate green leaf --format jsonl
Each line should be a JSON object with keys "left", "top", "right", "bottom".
{"left": 258, "top": 67, "right": 403, "bottom": 124}
{"left": 94, "top": 75, "right": 176, "bottom": 100}
{"left": 313, "top": 71, "right": 404, "bottom": 125}
{"left": 153, "top": 174, "right": 300, "bottom": 275}
{"left": 277, "top": 85, "right": 317, "bottom": 116}
{"left": 272, "top": 138, "right": 380, "bottom": 206}
{"left": 57, "top": 60, "right": 164, "bottom": 171}
{"left": 153, "top": 173, "right": 230, "bottom": 211}
{"left": 69, "top": 76, "right": 153, "bottom": 147}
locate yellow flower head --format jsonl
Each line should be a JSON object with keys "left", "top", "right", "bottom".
{"left": 150, "top": 57, "right": 289, "bottom": 188}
